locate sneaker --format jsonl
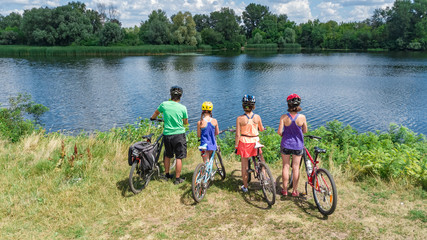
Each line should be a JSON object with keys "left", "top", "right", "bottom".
{"left": 281, "top": 189, "right": 288, "bottom": 196}
{"left": 165, "top": 173, "right": 174, "bottom": 179}
{"left": 241, "top": 185, "right": 248, "bottom": 193}
{"left": 174, "top": 177, "right": 185, "bottom": 185}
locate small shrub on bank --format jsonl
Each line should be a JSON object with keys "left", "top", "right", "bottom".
{"left": 0, "top": 93, "right": 48, "bottom": 142}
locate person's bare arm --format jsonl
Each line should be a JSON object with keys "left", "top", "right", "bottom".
{"left": 197, "top": 121, "right": 201, "bottom": 138}
{"left": 301, "top": 115, "right": 308, "bottom": 134}
{"left": 183, "top": 118, "right": 189, "bottom": 125}
{"left": 277, "top": 115, "right": 284, "bottom": 136}
{"left": 150, "top": 109, "right": 160, "bottom": 120}
{"left": 214, "top": 119, "right": 219, "bottom": 136}
{"left": 235, "top": 117, "right": 241, "bottom": 148}
{"left": 257, "top": 115, "right": 265, "bottom": 132}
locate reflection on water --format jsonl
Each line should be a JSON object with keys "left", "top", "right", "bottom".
{"left": 0, "top": 51, "right": 426, "bottom": 135}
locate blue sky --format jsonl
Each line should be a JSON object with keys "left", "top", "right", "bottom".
{"left": 0, "top": 0, "right": 396, "bottom": 27}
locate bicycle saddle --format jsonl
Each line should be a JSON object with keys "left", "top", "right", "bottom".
{"left": 142, "top": 133, "right": 154, "bottom": 141}
{"left": 198, "top": 143, "right": 208, "bottom": 150}
{"left": 314, "top": 147, "right": 326, "bottom": 153}
{"left": 254, "top": 142, "right": 264, "bottom": 149}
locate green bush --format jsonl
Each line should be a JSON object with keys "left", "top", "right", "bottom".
{"left": 215, "top": 119, "right": 426, "bottom": 189}
{"left": 0, "top": 93, "right": 49, "bottom": 142}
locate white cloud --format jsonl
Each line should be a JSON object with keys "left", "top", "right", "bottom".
{"left": 273, "top": 0, "right": 313, "bottom": 23}
{"left": 347, "top": 5, "right": 372, "bottom": 22}
{"left": 317, "top": 2, "right": 343, "bottom": 22}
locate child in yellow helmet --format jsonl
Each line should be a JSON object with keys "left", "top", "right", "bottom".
{"left": 197, "top": 101, "right": 219, "bottom": 163}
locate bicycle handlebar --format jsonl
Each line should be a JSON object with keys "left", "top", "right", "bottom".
{"left": 304, "top": 135, "right": 322, "bottom": 140}
{"left": 219, "top": 129, "right": 236, "bottom": 134}
{"left": 150, "top": 118, "right": 164, "bottom": 122}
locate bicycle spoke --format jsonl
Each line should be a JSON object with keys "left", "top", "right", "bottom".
{"left": 312, "top": 168, "right": 337, "bottom": 215}
{"left": 259, "top": 162, "right": 276, "bottom": 206}
{"left": 192, "top": 163, "right": 207, "bottom": 203}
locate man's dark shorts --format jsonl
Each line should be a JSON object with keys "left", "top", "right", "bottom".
{"left": 281, "top": 147, "right": 304, "bottom": 156}
{"left": 164, "top": 133, "right": 187, "bottom": 159}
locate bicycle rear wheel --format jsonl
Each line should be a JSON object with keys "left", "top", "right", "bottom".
{"left": 214, "top": 151, "right": 226, "bottom": 180}
{"left": 247, "top": 157, "right": 254, "bottom": 183}
{"left": 160, "top": 154, "right": 176, "bottom": 171}
{"left": 312, "top": 168, "right": 337, "bottom": 215}
{"left": 129, "top": 161, "right": 149, "bottom": 194}
{"left": 259, "top": 162, "right": 276, "bottom": 206}
{"left": 192, "top": 163, "right": 207, "bottom": 203}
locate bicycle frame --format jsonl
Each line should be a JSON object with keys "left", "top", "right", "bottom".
{"left": 200, "top": 150, "right": 217, "bottom": 184}
{"left": 303, "top": 146, "right": 332, "bottom": 196}
{"left": 250, "top": 148, "right": 262, "bottom": 178}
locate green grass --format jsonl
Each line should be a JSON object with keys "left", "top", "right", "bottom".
{"left": 0, "top": 129, "right": 426, "bottom": 239}
{"left": 0, "top": 45, "right": 198, "bottom": 57}
{"left": 0, "top": 118, "right": 426, "bottom": 239}
{"left": 245, "top": 43, "right": 278, "bottom": 49}
{"left": 408, "top": 209, "right": 427, "bottom": 222}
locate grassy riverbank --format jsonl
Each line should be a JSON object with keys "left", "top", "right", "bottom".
{"left": 0, "top": 45, "right": 198, "bottom": 57}
{"left": 0, "top": 131, "right": 426, "bottom": 239}
{"left": 0, "top": 119, "right": 426, "bottom": 239}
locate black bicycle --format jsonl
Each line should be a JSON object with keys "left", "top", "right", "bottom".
{"left": 245, "top": 143, "right": 277, "bottom": 206}
{"left": 128, "top": 119, "right": 176, "bottom": 194}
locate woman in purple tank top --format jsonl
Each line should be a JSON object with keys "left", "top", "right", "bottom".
{"left": 277, "top": 94, "right": 307, "bottom": 197}
{"left": 197, "top": 101, "right": 219, "bottom": 163}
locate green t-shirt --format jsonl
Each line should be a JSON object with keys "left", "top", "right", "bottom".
{"left": 157, "top": 100, "right": 188, "bottom": 135}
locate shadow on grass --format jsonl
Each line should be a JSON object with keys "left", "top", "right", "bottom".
{"left": 276, "top": 175, "right": 328, "bottom": 219}
{"left": 290, "top": 194, "right": 328, "bottom": 220}
{"left": 116, "top": 178, "right": 134, "bottom": 198}
{"left": 215, "top": 168, "right": 273, "bottom": 209}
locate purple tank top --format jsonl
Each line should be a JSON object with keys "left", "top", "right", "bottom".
{"left": 200, "top": 118, "right": 217, "bottom": 151}
{"left": 281, "top": 113, "right": 304, "bottom": 150}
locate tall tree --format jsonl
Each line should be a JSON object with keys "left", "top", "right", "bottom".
{"left": 53, "top": 2, "right": 92, "bottom": 46}
{"left": 210, "top": 7, "right": 241, "bottom": 41}
{"left": 193, "top": 14, "right": 210, "bottom": 32}
{"left": 140, "top": 10, "right": 171, "bottom": 44}
{"left": 242, "top": 3, "right": 270, "bottom": 38}
{"left": 387, "top": 0, "right": 413, "bottom": 48}
{"left": 171, "top": 11, "right": 197, "bottom": 45}
{"left": 99, "top": 22, "right": 123, "bottom": 46}
{"left": 21, "top": 7, "right": 56, "bottom": 45}
{"left": 0, "top": 12, "right": 22, "bottom": 29}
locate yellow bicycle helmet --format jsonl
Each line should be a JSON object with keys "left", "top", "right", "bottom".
{"left": 202, "top": 101, "right": 213, "bottom": 111}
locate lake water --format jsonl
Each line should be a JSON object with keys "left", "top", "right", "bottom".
{"left": 1, "top": 51, "right": 426, "bottom": 136}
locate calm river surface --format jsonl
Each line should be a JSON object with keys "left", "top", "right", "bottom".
{"left": 1, "top": 51, "right": 426, "bottom": 135}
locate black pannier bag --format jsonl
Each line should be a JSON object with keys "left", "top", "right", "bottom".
{"left": 127, "top": 141, "right": 157, "bottom": 171}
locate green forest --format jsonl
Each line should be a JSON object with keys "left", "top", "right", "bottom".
{"left": 0, "top": 0, "right": 426, "bottom": 51}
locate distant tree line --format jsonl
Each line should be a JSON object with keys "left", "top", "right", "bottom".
{"left": 0, "top": 0, "right": 425, "bottom": 50}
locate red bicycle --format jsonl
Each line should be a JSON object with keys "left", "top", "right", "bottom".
{"left": 288, "top": 135, "right": 337, "bottom": 215}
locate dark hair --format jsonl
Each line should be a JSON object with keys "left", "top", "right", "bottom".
{"left": 287, "top": 105, "right": 302, "bottom": 112}
{"left": 170, "top": 86, "right": 183, "bottom": 101}
{"left": 171, "top": 95, "right": 181, "bottom": 101}
{"left": 200, "top": 110, "right": 212, "bottom": 121}
{"left": 243, "top": 104, "right": 255, "bottom": 113}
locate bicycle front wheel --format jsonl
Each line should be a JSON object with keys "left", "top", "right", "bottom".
{"left": 214, "top": 151, "right": 226, "bottom": 180}
{"left": 312, "top": 168, "right": 337, "bottom": 215}
{"left": 192, "top": 163, "right": 207, "bottom": 203}
{"left": 259, "top": 162, "right": 276, "bottom": 206}
{"left": 129, "top": 161, "right": 148, "bottom": 194}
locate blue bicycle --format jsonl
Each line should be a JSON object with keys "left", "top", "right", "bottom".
{"left": 191, "top": 130, "right": 228, "bottom": 203}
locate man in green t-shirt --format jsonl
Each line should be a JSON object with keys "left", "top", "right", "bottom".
{"left": 150, "top": 86, "right": 189, "bottom": 185}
